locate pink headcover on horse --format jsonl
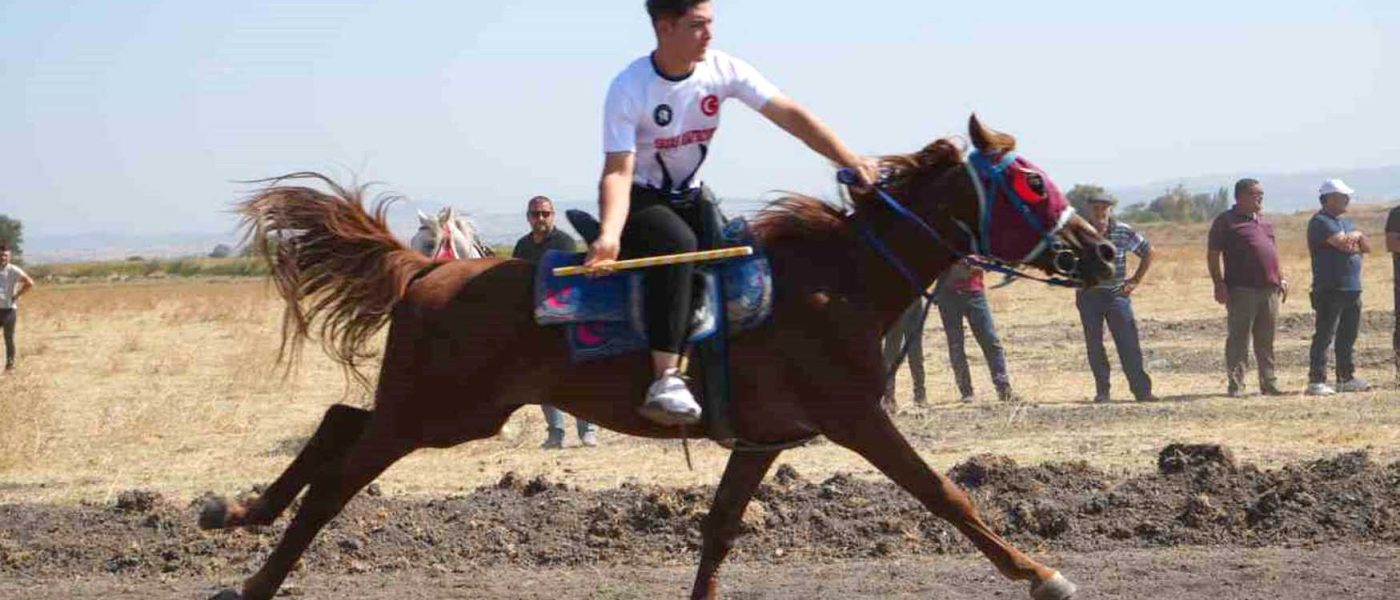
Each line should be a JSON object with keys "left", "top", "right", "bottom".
{"left": 974, "top": 153, "right": 1074, "bottom": 264}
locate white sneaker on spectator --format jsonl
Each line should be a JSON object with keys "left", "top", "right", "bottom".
{"left": 1336, "top": 378, "right": 1371, "bottom": 393}
{"left": 639, "top": 369, "right": 702, "bottom": 426}
{"left": 1305, "top": 382, "right": 1336, "bottom": 396}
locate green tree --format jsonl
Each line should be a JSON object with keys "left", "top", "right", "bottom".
{"left": 1143, "top": 184, "right": 1227, "bottom": 223}
{"left": 0, "top": 214, "right": 21, "bottom": 256}
{"left": 1198, "top": 186, "right": 1229, "bottom": 219}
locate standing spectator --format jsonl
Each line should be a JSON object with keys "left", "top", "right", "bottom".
{"left": 933, "top": 259, "right": 1018, "bottom": 403}
{"left": 512, "top": 196, "right": 599, "bottom": 448}
{"left": 1306, "top": 180, "right": 1372, "bottom": 396}
{"left": 1077, "top": 195, "right": 1159, "bottom": 403}
{"left": 1388, "top": 200, "right": 1400, "bottom": 381}
{"left": 881, "top": 298, "right": 926, "bottom": 408}
{"left": 1208, "top": 178, "right": 1289, "bottom": 397}
{"left": 0, "top": 244, "right": 36, "bottom": 373}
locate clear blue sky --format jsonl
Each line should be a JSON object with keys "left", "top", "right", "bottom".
{"left": 3, "top": 0, "right": 1397, "bottom": 237}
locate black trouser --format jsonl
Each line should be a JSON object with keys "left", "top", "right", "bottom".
{"left": 1308, "top": 290, "right": 1362, "bottom": 384}
{"left": 0, "top": 309, "right": 15, "bottom": 368}
{"left": 620, "top": 185, "right": 719, "bottom": 354}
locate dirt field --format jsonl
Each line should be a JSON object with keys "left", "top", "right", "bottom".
{"left": 1, "top": 446, "right": 1398, "bottom": 597}
{"left": 0, "top": 205, "right": 1397, "bottom": 597}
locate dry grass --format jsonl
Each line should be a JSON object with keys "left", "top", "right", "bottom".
{"left": 0, "top": 207, "right": 1396, "bottom": 504}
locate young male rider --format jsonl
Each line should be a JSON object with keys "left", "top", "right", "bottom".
{"left": 586, "top": 0, "right": 880, "bottom": 425}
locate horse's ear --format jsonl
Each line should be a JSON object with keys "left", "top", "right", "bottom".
{"left": 416, "top": 210, "right": 434, "bottom": 229}
{"left": 968, "top": 114, "right": 1016, "bottom": 153}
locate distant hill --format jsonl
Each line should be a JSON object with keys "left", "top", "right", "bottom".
{"left": 23, "top": 231, "right": 234, "bottom": 264}
{"left": 21, "top": 165, "right": 1399, "bottom": 264}
{"left": 1108, "top": 165, "right": 1400, "bottom": 214}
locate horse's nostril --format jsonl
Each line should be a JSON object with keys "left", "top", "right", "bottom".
{"left": 1096, "top": 242, "right": 1117, "bottom": 264}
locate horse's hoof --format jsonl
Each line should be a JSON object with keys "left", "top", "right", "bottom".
{"left": 198, "top": 497, "right": 232, "bottom": 530}
{"left": 1030, "top": 571, "right": 1077, "bottom": 600}
{"left": 208, "top": 589, "right": 242, "bottom": 600}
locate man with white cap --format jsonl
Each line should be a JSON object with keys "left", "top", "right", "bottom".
{"left": 1305, "top": 179, "right": 1371, "bottom": 396}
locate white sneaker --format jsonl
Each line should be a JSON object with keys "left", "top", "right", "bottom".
{"left": 639, "top": 369, "right": 702, "bottom": 426}
{"left": 1336, "top": 378, "right": 1372, "bottom": 393}
{"left": 1305, "top": 382, "right": 1336, "bottom": 396}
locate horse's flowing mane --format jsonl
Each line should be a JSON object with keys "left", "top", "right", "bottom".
{"left": 750, "top": 137, "right": 966, "bottom": 247}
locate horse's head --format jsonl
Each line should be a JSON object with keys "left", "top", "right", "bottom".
{"left": 410, "top": 207, "right": 491, "bottom": 260}
{"left": 866, "top": 115, "right": 1114, "bottom": 288}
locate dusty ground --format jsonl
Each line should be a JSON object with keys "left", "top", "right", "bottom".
{"left": 5, "top": 546, "right": 1399, "bottom": 599}
{"left": 1, "top": 446, "right": 1397, "bottom": 597}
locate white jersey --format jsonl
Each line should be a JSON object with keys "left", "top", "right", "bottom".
{"left": 603, "top": 50, "right": 780, "bottom": 192}
{"left": 0, "top": 264, "right": 28, "bottom": 309}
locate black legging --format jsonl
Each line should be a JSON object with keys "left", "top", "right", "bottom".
{"left": 0, "top": 309, "right": 15, "bottom": 368}
{"left": 620, "top": 185, "right": 716, "bottom": 354}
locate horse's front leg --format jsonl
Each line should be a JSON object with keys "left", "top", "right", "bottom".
{"left": 689, "top": 450, "right": 780, "bottom": 600}
{"left": 819, "top": 404, "right": 1075, "bottom": 598}
{"left": 792, "top": 296, "right": 1076, "bottom": 599}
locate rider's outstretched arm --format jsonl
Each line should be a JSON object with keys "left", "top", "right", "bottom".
{"left": 587, "top": 151, "right": 637, "bottom": 267}
{"left": 760, "top": 95, "right": 879, "bottom": 185}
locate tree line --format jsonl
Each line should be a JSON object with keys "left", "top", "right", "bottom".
{"left": 1067, "top": 184, "right": 1230, "bottom": 224}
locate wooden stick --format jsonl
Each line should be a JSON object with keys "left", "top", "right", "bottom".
{"left": 551, "top": 246, "right": 753, "bottom": 277}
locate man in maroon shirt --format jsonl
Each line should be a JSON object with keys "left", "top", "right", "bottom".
{"left": 1207, "top": 178, "right": 1289, "bottom": 397}
{"left": 1387, "top": 202, "right": 1400, "bottom": 381}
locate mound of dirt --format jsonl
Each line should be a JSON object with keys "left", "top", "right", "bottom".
{"left": 1157, "top": 443, "right": 1236, "bottom": 475}
{"left": 0, "top": 447, "right": 1396, "bottom": 580}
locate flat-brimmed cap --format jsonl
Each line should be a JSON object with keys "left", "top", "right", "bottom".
{"left": 1087, "top": 195, "right": 1117, "bottom": 206}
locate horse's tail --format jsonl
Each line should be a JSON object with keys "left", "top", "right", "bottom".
{"left": 238, "top": 172, "right": 431, "bottom": 385}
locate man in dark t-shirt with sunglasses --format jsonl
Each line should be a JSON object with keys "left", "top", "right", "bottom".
{"left": 512, "top": 196, "right": 597, "bottom": 449}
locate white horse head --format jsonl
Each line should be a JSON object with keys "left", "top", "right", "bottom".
{"left": 410, "top": 207, "right": 491, "bottom": 260}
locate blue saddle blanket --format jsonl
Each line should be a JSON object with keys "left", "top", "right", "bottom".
{"left": 534, "top": 236, "right": 772, "bottom": 362}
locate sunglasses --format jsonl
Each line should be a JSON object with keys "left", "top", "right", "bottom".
{"left": 528, "top": 210, "right": 554, "bottom": 218}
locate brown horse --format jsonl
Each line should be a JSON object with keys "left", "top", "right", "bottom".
{"left": 202, "top": 116, "right": 1114, "bottom": 600}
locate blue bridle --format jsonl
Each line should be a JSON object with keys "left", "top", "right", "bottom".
{"left": 838, "top": 150, "right": 1081, "bottom": 298}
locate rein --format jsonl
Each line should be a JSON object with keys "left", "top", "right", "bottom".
{"left": 838, "top": 151, "right": 1081, "bottom": 292}
{"left": 838, "top": 152, "right": 1080, "bottom": 402}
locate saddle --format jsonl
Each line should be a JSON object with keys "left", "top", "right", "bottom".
{"left": 532, "top": 212, "right": 772, "bottom": 362}
{"left": 531, "top": 204, "right": 772, "bottom": 442}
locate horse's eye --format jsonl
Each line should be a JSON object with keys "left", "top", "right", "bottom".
{"left": 1011, "top": 168, "right": 1048, "bottom": 203}
{"left": 1025, "top": 173, "right": 1046, "bottom": 196}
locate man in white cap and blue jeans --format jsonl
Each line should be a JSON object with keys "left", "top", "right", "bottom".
{"left": 1305, "top": 179, "right": 1372, "bottom": 395}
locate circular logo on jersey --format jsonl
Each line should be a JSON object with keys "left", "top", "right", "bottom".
{"left": 700, "top": 94, "right": 720, "bottom": 117}
{"left": 653, "top": 104, "right": 673, "bottom": 127}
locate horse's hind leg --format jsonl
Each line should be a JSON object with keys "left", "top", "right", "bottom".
{"left": 224, "top": 416, "right": 413, "bottom": 600}
{"left": 689, "top": 450, "right": 780, "bottom": 600}
{"left": 200, "top": 404, "right": 370, "bottom": 530}
{"left": 822, "top": 408, "right": 1076, "bottom": 599}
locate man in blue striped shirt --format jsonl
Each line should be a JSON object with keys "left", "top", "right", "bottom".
{"left": 1077, "top": 195, "right": 1159, "bottom": 403}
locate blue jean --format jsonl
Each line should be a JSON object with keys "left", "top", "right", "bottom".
{"left": 882, "top": 300, "right": 926, "bottom": 400}
{"left": 1308, "top": 290, "right": 1362, "bottom": 383}
{"left": 938, "top": 291, "right": 1009, "bottom": 396}
{"left": 542, "top": 405, "right": 596, "bottom": 438}
{"left": 1076, "top": 289, "right": 1153, "bottom": 400}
